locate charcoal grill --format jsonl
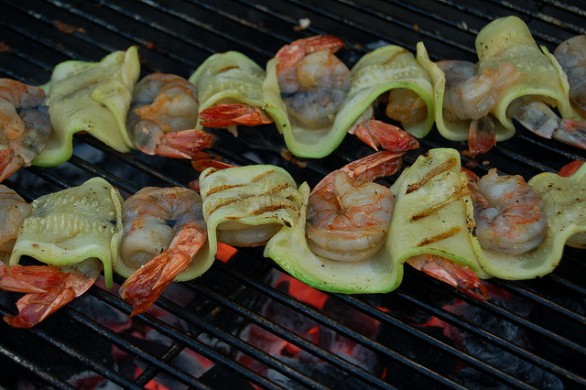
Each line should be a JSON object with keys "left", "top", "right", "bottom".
{"left": 1, "top": 1, "right": 585, "bottom": 389}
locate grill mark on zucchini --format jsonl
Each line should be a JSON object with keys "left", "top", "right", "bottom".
{"left": 406, "top": 159, "right": 457, "bottom": 194}
{"left": 416, "top": 226, "right": 461, "bottom": 246}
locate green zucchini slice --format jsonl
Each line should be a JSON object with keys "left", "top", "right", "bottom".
{"left": 33, "top": 46, "right": 140, "bottom": 166}
{"left": 9, "top": 177, "right": 124, "bottom": 288}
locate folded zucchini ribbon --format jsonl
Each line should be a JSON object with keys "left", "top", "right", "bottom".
{"left": 189, "top": 51, "right": 268, "bottom": 129}
{"left": 199, "top": 165, "right": 304, "bottom": 261}
{"left": 34, "top": 46, "right": 140, "bottom": 166}
{"left": 262, "top": 44, "right": 434, "bottom": 158}
{"left": 9, "top": 177, "right": 124, "bottom": 288}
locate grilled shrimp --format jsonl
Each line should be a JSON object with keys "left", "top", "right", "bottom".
{"left": 306, "top": 151, "right": 401, "bottom": 262}
{"left": 276, "top": 35, "right": 351, "bottom": 129}
{"left": 119, "top": 187, "right": 207, "bottom": 316}
{"left": 0, "top": 79, "right": 51, "bottom": 181}
{"left": 0, "top": 185, "right": 31, "bottom": 260}
{"left": 554, "top": 35, "right": 586, "bottom": 117}
{"left": 468, "top": 169, "right": 546, "bottom": 255}
{"left": 438, "top": 60, "right": 520, "bottom": 155}
{"left": 127, "top": 73, "right": 213, "bottom": 159}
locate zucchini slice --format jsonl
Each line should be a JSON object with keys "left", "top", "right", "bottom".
{"left": 9, "top": 177, "right": 124, "bottom": 288}
{"left": 34, "top": 46, "right": 140, "bottom": 166}
{"left": 473, "top": 162, "right": 586, "bottom": 279}
{"left": 199, "top": 165, "right": 303, "bottom": 260}
{"left": 189, "top": 51, "right": 268, "bottom": 129}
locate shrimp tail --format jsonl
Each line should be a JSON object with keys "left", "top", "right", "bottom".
{"left": 464, "top": 116, "right": 497, "bottom": 157}
{"left": 1, "top": 263, "right": 101, "bottom": 328}
{"left": 351, "top": 120, "right": 420, "bottom": 152}
{"left": 313, "top": 151, "right": 405, "bottom": 195}
{"left": 199, "top": 103, "right": 273, "bottom": 127}
{"left": 155, "top": 129, "right": 215, "bottom": 159}
{"left": 558, "top": 160, "right": 584, "bottom": 177}
{"left": 119, "top": 224, "right": 207, "bottom": 316}
{"left": 554, "top": 119, "right": 586, "bottom": 150}
{"left": 407, "top": 255, "right": 489, "bottom": 301}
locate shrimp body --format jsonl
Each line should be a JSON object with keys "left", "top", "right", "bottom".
{"left": 554, "top": 35, "right": 586, "bottom": 117}
{"left": 127, "top": 73, "right": 213, "bottom": 159}
{"left": 0, "top": 79, "right": 51, "bottom": 181}
{"left": 276, "top": 35, "right": 351, "bottom": 129}
{"left": 470, "top": 169, "right": 546, "bottom": 255}
{"left": 307, "top": 170, "right": 393, "bottom": 262}
{"left": 0, "top": 185, "right": 31, "bottom": 259}
{"left": 437, "top": 61, "right": 520, "bottom": 122}
{"left": 118, "top": 187, "right": 208, "bottom": 316}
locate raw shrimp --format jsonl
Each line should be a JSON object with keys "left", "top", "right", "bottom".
{"left": 554, "top": 35, "right": 586, "bottom": 117}
{"left": 118, "top": 187, "right": 207, "bottom": 316}
{"left": 0, "top": 79, "right": 51, "bottom": 181}
{"left": 306, "top": 151, "right": 401, "bottom": 262}
{"left": 0, "top": 259, "right": 102, "bottom": 328}
{"left": 127, "top": 73, "right": 213, "bottom": 159}
{"left": 0, "top": 185, "right": 31, "bottom": 260}
{"left": 468, "top": 169, "right": 546, "bottom": 255}
{"left": 276, "top": 35, "right": 351, "bottom": 129}
{"left": 437, "top": 60, "right": 520, "bottom": 155}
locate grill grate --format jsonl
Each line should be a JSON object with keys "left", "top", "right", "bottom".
{"left": 1, "top": 1, "right": 585, "bottom": 389}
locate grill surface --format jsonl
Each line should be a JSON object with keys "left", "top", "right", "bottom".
{"left": 1, "top": 1, "right": 585, "bottom": 389}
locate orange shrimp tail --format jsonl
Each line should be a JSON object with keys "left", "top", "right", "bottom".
{"left": 558, "top": 160, "right": 584, "bottom": 177}
{"left": 155, "top": 129, "right": 214, "bottom": 159}
{"left": 1, "top": 264, "right": 100, "bottom": 328}
{"left": 313, "top": 151, "right": 405, "bottom": 194}
{"left": 119, "top": 225, "right": 207, "bottom": 316}
{"left": 199, "top": 104, "right": 273, "bottom": 127}
{"left": 352, "top": 120, "right": 420, "bottom": 152}
{"left": 291, "top": 35, "right": 345, "bottom": 55}
{"left": 463, "top": 117, "right": 496, "bottom": 158}
{"left": 407, "top": 255, "right": 489, "bottom": 301}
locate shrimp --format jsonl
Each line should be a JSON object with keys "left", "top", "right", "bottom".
{"left": 127, "top": 73, "right": 213, "bottom": 159}
{"left": 118, "top": 187, "right": 207, "bottom": 316}
{"left": 0, "top": 259, "right": 102, "bottom": 328}
{"left": 306, "top": 151, "right": 400, "bottom": 262}
{"left": 437, "top": 60, "right": 520, "bottom": 156}
{"left": 385, "top": 88, "right": 429, "bottom": 125}
{"left": 506, "top": 97, "right": 586, "bottom": 150}
{"left": 0, "top": 185, "right": 31, "bottom": 260}
{"left": 554, "top": 35, "right": 586, "bottom": 117}
{"left": 276, "top": 35, "right": 351, "bottom": 129}
{"left": 468, "top": 169, "right": 546, "bottom": 255}
{"left": 0, "top": 79, "right": 51, "bottom": 181}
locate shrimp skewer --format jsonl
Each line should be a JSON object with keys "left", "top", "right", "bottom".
{"left": 118, "top": 187, "right": 208, "bottom": 316}
{"left": 0, "top": 79, "right": 51, "bottom": 181}
{"left": 127, "top": 73, "right": 213, "bottom": 159}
